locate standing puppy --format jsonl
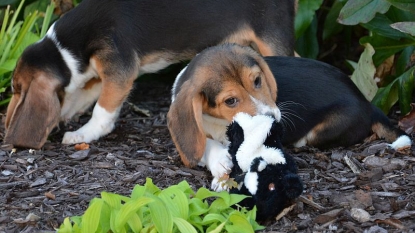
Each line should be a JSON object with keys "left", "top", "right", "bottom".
{"left": 4, "top": 0, "right": 295, "bottom": 149}
{"left": 167, "top": 44, "right": 411, "bottom": 190}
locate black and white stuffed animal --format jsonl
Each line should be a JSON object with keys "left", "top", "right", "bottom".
{"left": 226, "top": 113, "right": 303, "bottom": 221}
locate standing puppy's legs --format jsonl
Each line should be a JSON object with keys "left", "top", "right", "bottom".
{"left": 62, "top": 55, "right": 138, "bottom": 144}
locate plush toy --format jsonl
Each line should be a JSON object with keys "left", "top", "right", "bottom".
{"left": 226, "top": 113, "right": 303, "bottom": 221}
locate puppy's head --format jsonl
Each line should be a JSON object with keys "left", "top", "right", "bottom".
{"left": 4, "top": 39, "right": 70, "bottom": 149}
{"left": 168, "top": 44, "right": 279, "bottom": 167}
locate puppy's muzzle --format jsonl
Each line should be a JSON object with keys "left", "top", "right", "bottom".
{"left": 263, "top": 107, "right": 281, "bottom": 122}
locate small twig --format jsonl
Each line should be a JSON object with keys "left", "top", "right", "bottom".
{"left": 298, "top": 195, "right": 326, "bottom": 211}
{"left": 0, "top": 181, "right": 29, "bottom": 189}
{"left": 275, "top": 203, "right": 296, "bottom": 221}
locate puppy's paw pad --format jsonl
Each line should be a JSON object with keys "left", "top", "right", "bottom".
{"left": 62, "top": 132, "right": 85, "bottom": 144}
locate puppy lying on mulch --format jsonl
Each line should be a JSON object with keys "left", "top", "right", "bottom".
{"left": 225, "top": 113, "right": 303, "bottom": 221}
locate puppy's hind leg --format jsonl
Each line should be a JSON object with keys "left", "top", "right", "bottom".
{"left": 62, "top": 57, "right": 138, "bottom": 144}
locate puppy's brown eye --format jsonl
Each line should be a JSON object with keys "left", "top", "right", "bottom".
{"left": 269, "top": 183, "right": 275, "bottom": 191}
{"left": 254, "top": 77, "right": 261, "bottom": 88}
{"left": 225, "top": 97, "right": 238, "bottom": 107}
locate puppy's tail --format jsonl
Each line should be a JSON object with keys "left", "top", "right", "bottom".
{"left": 371, "top": 106, "right": 412, "bottom": 150}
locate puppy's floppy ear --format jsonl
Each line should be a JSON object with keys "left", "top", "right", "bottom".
{"left": 167, "top": 81, "right": 206, "bottom": 167}
{"left": 4, "top": 74, "right": 61, "bottom": 149}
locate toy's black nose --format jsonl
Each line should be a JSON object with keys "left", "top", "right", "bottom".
{"left": 283, "top": 174, "right": 303, "bottom": 199}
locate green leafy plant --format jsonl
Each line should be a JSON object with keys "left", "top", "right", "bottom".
{"left": 0, "top": 0, "right": 54, "bottom": 106}
{"left": 57, "top": 178, "right": 264, "bottom": 233}
{"left": 295, "top": 0, "right": 415, "bottom": 116}
{"left": 337, "top": 0, "right": 415, "bottom": 115}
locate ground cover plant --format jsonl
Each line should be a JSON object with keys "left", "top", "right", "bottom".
{"left": 57, "top": 178, "right": 263, "bottom": 233}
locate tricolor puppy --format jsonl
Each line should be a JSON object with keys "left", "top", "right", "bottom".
{"left": 167, "top": 44, "right": 411, "bottom": 190}
{"left": 4, "top": 0, "right": 295, "bottom": 149}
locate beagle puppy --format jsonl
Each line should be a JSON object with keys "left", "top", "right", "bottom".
{"left": 4, "top": 0, "right": 295, "bottom": 149}
{"left": 167, "top": 44, "right": 411, "bottom": 190}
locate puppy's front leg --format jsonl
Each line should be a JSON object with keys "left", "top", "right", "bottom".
{"left": 199, "top": 138, "right": 233, "bottom": 192}
{"left": 62, "top": 78, "right": 134, "bottom": 144}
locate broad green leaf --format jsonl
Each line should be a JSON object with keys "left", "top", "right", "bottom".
{"left": 0, "top": 59, "right": 18, "bottom": 73}
{"left": 127, "top": 213, "right": 143, "bottom": 233}
{"left": 225, "top": 212, "right": 255, "bottom": 233}
{"left": 386, "top": 0, "right": 415, "bottom": 13}
{"left": 229, "top": 194, "right": 249, "bottom": 207}
{"left": 101, "top": 192, "right": 123, "bottom": 209}
{"left": 338, "top": 0, "right": 391, "bottom": 25}
{"left": 99, "top": 202, "right": 111, "bottom": 233}
{"left": 351, "top": 43, "right": 378, "bottom": 101}
{"left": 294, "top": 0, "right": 323, "bottom": 38}
{"left": 189, "top": 198, "right": 209, "bottom": 217}
{"left": 114, "top": 197, "right": 153, "bottom": 232}
{"left": 323, "top": 0, "right": 345, "bottom": 40}
{"left": 295, "top": 15, "right": 319, "bottom": 59}
{"left": 371, "top": 66, "right": 415, "bottom": 115}
{"left": 81, "top": 198, "right": 104, "bottom": 233}
{"left": 144, "top": 178, "right": 160, "bottom": 195}
{"left": 391, "top": 22, "right": 415, "bottom": 37}
{"left": 207, "top": 221, "right": 226, "bottom": 233}
{"left": 159, "top": 186, "right": 189, "bottom": 219}
{"left": 202, "top": 213, "right": 227, "bottom": 225}
{"left": 173, "top": 217, "right": 198, "bottom": 233}
{"left": 386, "top": 5, "right": 415, "bottom": 22}
{"left": 360, "top": 34, "right": 415, "bottom": 66}
{"left": 395, "top": 46, "right": 415, "bottom": 75}
{"left": 131, "top": 185, "right": 146, "bottom": 199}
{"left": 57, "top": 217, "right": 73, "bottom": 233}
{"left": 398, "top": 67, "right": 415, "bottom": 115}
{"left": 195, "top": 187, "right": 217, "bottom": 200}
{"left": 362, "top": 14, "right": 410, "bottom": 39}
{"left": 176, "top": 180, "right": 194, "bottom": 196}
{"left": 148, "top": 196, "right": 173, "bottom": 233}
{"left": 372, "top": 79, "right": 399, "bottom": 113}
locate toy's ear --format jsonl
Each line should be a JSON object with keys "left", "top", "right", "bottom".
{"left": 264, "top": 120, "right": 284, "bottom": 149}
{"left": 282, "top": 173, "right": 304, "bottom": 199}
{"left": 226, "top": 121, "right": 245, "bottom": 159}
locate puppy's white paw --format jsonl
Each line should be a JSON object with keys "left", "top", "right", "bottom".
{"left": 211, "top": 176, "right": 229, "bottom": 192}
{"left": 62, "top": 131, "right": 87, "bottom": 144}
{"left": 389, "top": 135, "right": 412, "bottom": 150}
{"left": 209, "top": 154, "right": 233, "bottom": 179}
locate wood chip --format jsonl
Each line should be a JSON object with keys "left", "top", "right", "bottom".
{"left": 275, "top": 203, "right": 296, "bottom": 221}
{"left": 30, "top": 178, "right": 47, "bottom": 187}
{"left": 314, "top": 208, "right": 343, "bottom": 224}
{"left": 375, "top": 218, "right": 405, "bottom": 230}
{"left": 344, "top": 154, "right": 363, "bottom": 173}
{"left": 298, "top": 195, "right": 326, "bottom": 211}
{"left": 45, "top": 191, "right": 56, "bottom": 200}
{"left": 370, "top": 191, "right": 401, "bottom": 197}
{"left": 69, "top": 149, "right": 90, "bottom": 160}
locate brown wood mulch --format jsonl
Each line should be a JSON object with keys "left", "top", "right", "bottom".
{"left": 0, "top": 76, "right": 414, "bottom": 233}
